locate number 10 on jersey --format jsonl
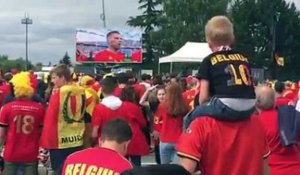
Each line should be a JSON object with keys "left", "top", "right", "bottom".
{"left": 225, "top": 64, "right": 252, "bottom": 86}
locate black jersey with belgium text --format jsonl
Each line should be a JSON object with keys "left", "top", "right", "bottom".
{"left": 198, "top": 50, "right": 255, "bottom": 99}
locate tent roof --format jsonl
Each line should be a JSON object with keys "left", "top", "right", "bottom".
{"left": 159, "top": 42, "right": 212, "bottom": 63}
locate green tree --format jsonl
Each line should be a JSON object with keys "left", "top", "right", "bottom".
{"left": 127, "top": 0, "right": 163, "bottom": 71}
{"left": 153, "top": 0, "right": 230, "bottom": 55}
{"left": 35, "top": 62, "right": 43, "bottom": 71}
{"left": 60, "top": 52, "right": 72, "bottom": 66}
{"left": 148, "top": 0, "right": 230, "bottom": 73}
{"left": 0, "top": 55, "right": 33, "bottom": 72}
{"left": 229, "top": 0, "right": 300, "bottom": 79}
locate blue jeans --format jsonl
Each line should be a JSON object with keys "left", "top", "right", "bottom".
{"left": 159, "top": 142, "right": 179, "bottom": 164}
{"left": 183, "top": 97, "right": 255, "bottom": 130}
{"left": 50, "top": 146, "right": 82, "bottom": 175}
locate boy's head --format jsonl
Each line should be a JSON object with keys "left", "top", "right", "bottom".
{"left": 101, "top": 76, "right": 118, "bottom": 96}
{"left": 50, "top": 64, "right": 71, "bottom": 88}
{"left": 205, "top": 16, "right": 234, "bottom": 48}
{"left": 117, "top": 72, "right": 129, "bottom": 85}
{"left": 274, "top": 81, "right": 285, "bottom": 94}
{"left": 100, "top": 118, "right": 132, "bottom": 156}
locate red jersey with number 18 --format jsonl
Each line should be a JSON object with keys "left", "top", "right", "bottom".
{"left": 0, "top": 100, "right": 44, "bottom": 162}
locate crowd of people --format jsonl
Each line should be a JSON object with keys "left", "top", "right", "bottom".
{"left": 0, "top": 15, "right": 300, "bottom": 175}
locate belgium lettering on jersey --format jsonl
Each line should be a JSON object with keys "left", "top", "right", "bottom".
{"left": 65, "top": 164, "right": 120, "bottom": 175}
{"left": 210, "top": 54, "right": 248, "bottom": 66}
{"left": 61, "top": 135, "right": 83, "bottom": 144}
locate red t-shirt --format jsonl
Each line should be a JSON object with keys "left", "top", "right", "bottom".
{"left": 156, "top": 104, "right": 184, "bottom": 143}
{"left": 62, "top": 147, "right": 132, "bottom": 175}
{"left": 0, "top": 100, "right": 44, "bottom": 162}
{"left": 0, "top": 84, "right": 11, "bottom": 106}
{"left": 113, "top": 86, "right": 123, "bottom": 97}
{"left": 177, "top": 116, "right": 270, "bottom": 175}
{"left": 153, "top": 112, "right": 162, "bottom": 133}
{"left": 275, "top": 97, "right": 291, "bottom": 107}
{"left": 182, "top": 89, "right": 197, "bottom": 111}
{"left": 94, "top": 50, "right": 125, "bottom": 62}
{"left": 259, "top": 110, "right": 300, "bottom": 175}
{"left": 133, "top": 83, "right": 145, "bottom": 100}
{"left": 92, "top": 101, "right": 149, "bottom": 155}
{"left": 283, "top": 89, "right": 297, "bottom": 101}
{"left": 131, "top": 50, "right": 142, "bottom": 63}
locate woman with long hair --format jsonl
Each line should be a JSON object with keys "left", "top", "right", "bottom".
{"left": 139, "top": 84, "right": 166, "bottom": 164}
{"left": 120, "top": 86, "right": 149, "bottom": 167}
{"left": 156, "top": 83, "right": 188, "bottom": 164}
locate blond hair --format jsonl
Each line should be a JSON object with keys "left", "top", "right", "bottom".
{"left": 205, "top": 16, "right": 234, "bottom": 46}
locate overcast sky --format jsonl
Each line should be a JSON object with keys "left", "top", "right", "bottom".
{"left": 0, "top": 0, "right": 299, "bottom": 64}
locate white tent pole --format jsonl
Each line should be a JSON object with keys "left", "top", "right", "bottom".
{"left": 170, "top": 62, "right": 173, "bottom": 73}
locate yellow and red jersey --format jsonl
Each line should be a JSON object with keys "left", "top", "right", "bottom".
{"left": 40, "top": 84, "right": 86, "bottom": 149}
{"left": 84, "top": 87, "right": 99, "bottom": 116}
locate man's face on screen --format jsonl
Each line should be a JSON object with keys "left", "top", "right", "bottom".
{"left": 108, "top": 33, "right": 122, "bottom": 50}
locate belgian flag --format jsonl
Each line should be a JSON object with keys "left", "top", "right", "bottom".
{"left": 273, "top": 19, "right": 285, "bottom": 67}
{"left": 274, "top": 53, "right": 284, "bottom": 66}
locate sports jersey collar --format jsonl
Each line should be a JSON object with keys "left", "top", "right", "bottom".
{"left": 212, "top": 45, "right": 232, "bottom": 52}
{"left": 217, "top": 45, "right": 231, "bottom": 51}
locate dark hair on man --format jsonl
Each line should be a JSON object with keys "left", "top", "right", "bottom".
{"left": 106, "top": 31, "right": 120, "bottom": 39}
{"left": 117, "top": 73, "right": 129, "bottom": 85}
{"left": 121, "top": 164, "right": 190, "bottom": 175}
{"left": 101, "top": 118, "right": 132, "bottom": 144}
{"left": 274, "top": 81, "right": 285, "bottom": 94}
{"left": 101, "top": 76, "right": 118, "bottom": 95}
{"left": 50, "top": 64, "right": 71, "bottom": 82}
{"left": 141, "top": 74, "right": 151, "bottom": 81}
{"left": 153, "top": 75, "right": 163, "bottom": 85}
{"left": 126, "top": 71, "right": 136, "bottom": 85}
{"left": 120, "top": 86, "right": 139, "bottom": 105}
{"left": 179, "top": 77, "right": 187, "bottom": 92}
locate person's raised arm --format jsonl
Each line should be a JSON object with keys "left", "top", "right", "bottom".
{"left": 139, "top": 85, "right": 157, "bottom": 107}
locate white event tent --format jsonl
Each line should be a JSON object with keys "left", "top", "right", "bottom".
{"left": 159, "top": 42, "right": 212, "bottom": 72}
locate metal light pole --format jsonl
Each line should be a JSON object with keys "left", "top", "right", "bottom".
{"left": 271, "top": 12, "right": 280, "bottom": 79}
{"left": 100, "top": 0, "right": 106, "bottom": 28}
{"left": 21, "top": 13, "right": 33, "bottom": 71}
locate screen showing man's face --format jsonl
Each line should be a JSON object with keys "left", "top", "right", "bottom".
{"left": 108, "top": 33, "right": 122, "bottom": 50}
